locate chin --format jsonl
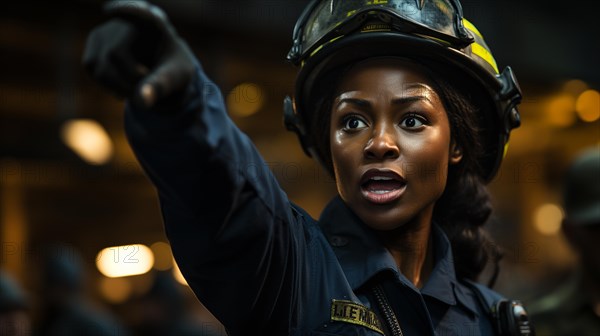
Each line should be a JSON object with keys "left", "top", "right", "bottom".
{"left": 354, "top": 204, "right": 414, "bottom": 231}
{"left": 348, "top": 194, "right": 437, "bottom": 233}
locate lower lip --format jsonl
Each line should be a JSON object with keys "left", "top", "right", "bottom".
{"left": 360, "top": 185, "right": 406, "bottom": 204}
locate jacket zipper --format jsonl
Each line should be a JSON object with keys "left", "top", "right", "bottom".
{"left": 372, "top": 284, "right": 404, "bottom": 336}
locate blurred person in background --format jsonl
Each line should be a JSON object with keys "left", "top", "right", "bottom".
{"left": 130, "top": 271, "right": 222, "bottom": 336}
{"left": 34, "top": 244, "right": 128, "bottom": 336}
{"left": 0, "top": 269, "right": 31, "bottom": 336}
{"left": 528, "top": 147, "right": 600, "bottom": 335}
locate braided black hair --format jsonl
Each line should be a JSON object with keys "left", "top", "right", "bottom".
{"left": 429, "top": 75, "right": 503, "bottom": 285}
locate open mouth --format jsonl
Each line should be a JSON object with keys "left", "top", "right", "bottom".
{"left": 360, "top": 169, "right": 406, "bottom": 204}
{"left": 362, "top": 176, "right": 406, "bottom": 193}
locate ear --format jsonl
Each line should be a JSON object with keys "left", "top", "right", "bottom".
{"left": 449, "top": 142, "right": 463, "bottom": 165}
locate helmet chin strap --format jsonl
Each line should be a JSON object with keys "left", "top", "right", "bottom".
{"left": 283, "top": 95, "right": 310, "bottom": 156}
{"left": 284, "top": 95, "right": 334, "bottom": 177}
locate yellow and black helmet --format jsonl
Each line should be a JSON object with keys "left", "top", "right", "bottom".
{"left": 284, "top": 0, "right": 522, "bottom": 182}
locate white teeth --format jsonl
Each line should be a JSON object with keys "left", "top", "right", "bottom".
{"left": 371, "top": 176, "right": 393, "bottom": 181}
{"left": 372, "top": 190, "right": 391, "bottom": 194}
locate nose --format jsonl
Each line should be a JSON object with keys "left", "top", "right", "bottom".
{"left": 364, "top": 123, "right": 400, "bottom": 160}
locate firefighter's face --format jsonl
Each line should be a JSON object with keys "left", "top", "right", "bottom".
{"left": 329, "top": 58, "right": 462, "bottom": 231}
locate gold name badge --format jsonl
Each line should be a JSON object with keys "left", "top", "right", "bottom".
{"left": 330, "top": 299, "right": 384, "bottom": 335}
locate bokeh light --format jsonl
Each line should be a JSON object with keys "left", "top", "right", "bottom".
{"left": 545, "top": 94, "right": 576, "bottom": 127}
{"left": 226, "top": 82, "right": 265, "bottom": 117}
{"left": 576, "top": 89, "right": 600, "bottom": 122}
{"left": 60, "top": 119, "right": 114, "bottom": 165}
{"left": 99, "top": 277, "right": 132, "bottom": 304}
{"left": 150, "top": 241, "right": 173, "bottom": 271}
{"left": 534, "top": 203, "right": 564, "bottom": 236}
{"left": 96, "top": 244, "right": 154, "bottom": 278}
{"left": 562, "top": 79, "right": 588, "bottom": 96}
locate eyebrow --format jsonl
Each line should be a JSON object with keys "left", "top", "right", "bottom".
{"left": 335, "top": 95, "right": 432, "bottom": 110}
{"left": 334, "top": 83, "right": 435, "bottom": 109}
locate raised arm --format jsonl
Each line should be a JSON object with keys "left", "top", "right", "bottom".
{"left": 82, "top": 2, "right": 307, "bottom": 333}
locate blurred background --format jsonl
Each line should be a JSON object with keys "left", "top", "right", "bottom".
{"left": 1, "top": 0, "right": 598, "bottom": 334}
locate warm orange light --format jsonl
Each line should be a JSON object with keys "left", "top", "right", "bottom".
{"left": 576, "top": 89, "right": 600, "bottom": 122}
{"left": 150, "top": 241, "right": 173, "bottom": 271}
{"left": 96, "top": 244, "right": 154, "bottom": 278}
{"left": 99, "top": 277, "right": 132, "bottom": 303}
{"left": 562, "top": 79, "right": 588, "bottom": 95}
{"left": 226, "top": 83, "right": 265, "bottom": 117}
{"left": 172, "top": 257, "right": 188, "bottom": 286}
{"left": 534, "top": 203, "right": 564, "bottom": 236}
{"left": 545, "top": 94, "right": 576, "bottom": 127}
{"left": 61, "top": 119, "right": 114, "bottom": 165}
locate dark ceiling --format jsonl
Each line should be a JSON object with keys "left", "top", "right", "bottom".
{"left": 131, "top": 0, "right": 600, "bottom": 85}
{"left": 7, "top": 0, "right": 598, "bottom": 85}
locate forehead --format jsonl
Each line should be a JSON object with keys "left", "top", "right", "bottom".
{"left": 335, "top": 58, "right": 437, "bottom": 94}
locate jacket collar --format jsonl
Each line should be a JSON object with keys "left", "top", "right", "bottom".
{"left": 319, "top": 196, "right": 400, "bottom": 290}
{"left": 319, "top": 196, "right": 478, "bottom": 315}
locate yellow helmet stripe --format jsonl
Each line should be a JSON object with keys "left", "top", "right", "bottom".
{"left": 471, "top": 42, "right": 499, "bottom": 74}
{"left": 462, "top": 18, "right": 483, "bottom": 39}
{"left": 309, "top": 35, "right": 345, "bottom": 59}
{"left": 462, "top": 19, "right": 499, "bottom": 74}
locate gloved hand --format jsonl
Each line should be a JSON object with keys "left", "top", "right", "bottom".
{"left": 82, "top": 0, "right": 196, "bottom": 109}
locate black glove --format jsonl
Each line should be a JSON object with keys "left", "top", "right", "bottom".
{"left": 82, "top": 0, "right": 196, "bottom": 109}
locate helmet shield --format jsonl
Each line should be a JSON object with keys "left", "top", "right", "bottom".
{"left": 289, "top": 0, "right": 473, "bottom": 64}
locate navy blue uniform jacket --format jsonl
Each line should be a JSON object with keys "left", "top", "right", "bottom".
{"left": 124, "top": 63, "right": 504, "bottom": 335}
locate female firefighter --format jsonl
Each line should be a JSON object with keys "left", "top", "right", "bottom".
{"left": 83, "top": 0, "right": 532, "bottom": 335}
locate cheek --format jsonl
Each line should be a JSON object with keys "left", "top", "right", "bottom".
{"left": 330, "top": 132, "right": 362, "bottom": 198}
{"left": 331, "top": 143, "right": 354, "bottom": 185}
{"left": 404, "top": 130, "right": 451, "bottom": 187}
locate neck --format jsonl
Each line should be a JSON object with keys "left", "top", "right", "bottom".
{"left": 376, "top": 209, "right": 434, "bottom": 288}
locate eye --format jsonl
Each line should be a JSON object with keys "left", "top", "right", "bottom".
{"left": 343, "top": 116, "right": 368, "bottom": 130}
{"left": 400, "top": 113, "right": 427, "bottom": 129}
